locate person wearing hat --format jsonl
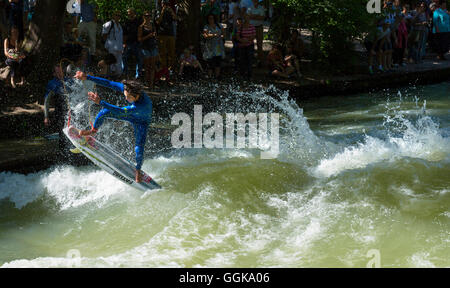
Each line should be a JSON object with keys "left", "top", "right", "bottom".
{"left": 74, "top": 71, "right": 153, "bottom": 183}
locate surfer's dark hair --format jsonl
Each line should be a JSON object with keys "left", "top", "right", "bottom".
{"left": 122, "top": 80, "right": 142, "bottom": 95}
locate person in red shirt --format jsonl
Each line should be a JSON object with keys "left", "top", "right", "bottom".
{"left": 236, "top": 13, "right": 256, "bottom": 80}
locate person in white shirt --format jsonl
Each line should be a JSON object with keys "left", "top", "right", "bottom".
{"left": 102, "top": 11, "right": 123, "bottom": 77}
{"left": 247, "top": 0, "right": 265, "bottom": 64}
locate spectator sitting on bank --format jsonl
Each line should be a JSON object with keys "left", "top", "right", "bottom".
{"left": 97, "top": 53, "right": 117, "bottom": 78}
{"left": 61, "top": 21, "right": 83, "bottom": 62}
{"left": 4, "top": 25, "right": 25, "bottom": 87}
{"left": 75, "top": 48, "right": 90, "bottom": 72}
{"left": 154, "top": 55, "right": 172, "bottom": 86}
{"left": 267, "top": 44, "right": 292, "bottom": 79}
{"left": 284, "top": 44, "right": 302, "bottom": 78}
{"left": 178, "top": 47, "right": 203, "bottom": 79}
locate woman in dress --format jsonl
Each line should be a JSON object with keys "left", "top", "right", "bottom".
{"left": 202, "top": 13, "right": 225, "bottom": 79}
{"left": 138, "top": 11, "right": 159, "bottom": 88}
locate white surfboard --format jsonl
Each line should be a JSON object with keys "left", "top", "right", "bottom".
{"left": 64, "top": 126, "right": 161, "bottom": 191}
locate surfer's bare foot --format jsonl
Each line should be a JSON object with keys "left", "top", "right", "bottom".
{"left": 79, "top": 129, "right": 97, "bottom": 137}
{"left": 135, "top": 170, "right": 142, "bottom": 183}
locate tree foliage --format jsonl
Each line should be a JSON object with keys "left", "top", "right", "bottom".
{"left": 272, "top": 0, "right": 379, "bottom": 66}
{"left": 92, "top": 0, "right": 154, "bottom": 21}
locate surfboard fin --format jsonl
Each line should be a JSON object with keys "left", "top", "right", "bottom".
{"left": 70, "top": 147, "right": 82, "bottom": 154}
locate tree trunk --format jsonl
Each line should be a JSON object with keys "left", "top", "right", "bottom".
{"left": 23, "top": 0, "right": 66, "bottom": 86}
{"left": 176, "top": 0, "right": 201, "bottom": 55}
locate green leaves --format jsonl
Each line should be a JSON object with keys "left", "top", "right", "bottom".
{"left": 272, "top": 0, "right": 378, "bottom": 66}
{"left": 92, "top": 0, "right": 153, "bottom": 21}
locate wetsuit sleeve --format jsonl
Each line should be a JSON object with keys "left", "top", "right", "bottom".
{"left": 43, "top": 90, "right": 53, "bottom": 119}
{"left": 44, "top": 80, "right": 59, "bottom": 119}
{"left": 86, "top": 75, "right": 124, "bottom": 93}
{"left": 99, "top": 100, "right": 135, "bottom": 113}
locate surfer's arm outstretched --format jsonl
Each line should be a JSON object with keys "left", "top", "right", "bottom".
{"left": 43, "top": 78, "right": 64, "bottom": 125}
{"left": 43, "top": 90, "right": 54, "bottom": 125}
{"left": 74, "top": 71, "right": 124, "bottom": 93}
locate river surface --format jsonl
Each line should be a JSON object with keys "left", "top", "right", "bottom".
{"left": 0, "top": 82, "right": 449, "bottom": 267}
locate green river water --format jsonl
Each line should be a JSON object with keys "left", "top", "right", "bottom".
{"left": 0, "top": 82, "right": 449, "bottom": 267}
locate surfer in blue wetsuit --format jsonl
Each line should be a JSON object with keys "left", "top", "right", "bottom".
{"left": 43, "top": 64, "right": 74, "bottom": 152}
{"left": 74, "top": 71, "right": 152, "bottom": 183}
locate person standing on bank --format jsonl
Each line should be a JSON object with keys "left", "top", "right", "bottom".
{"left": 75, "top": 0, "right": 97, "bottom": 59}
{"left": 156, "top": 0, "right": 177, "bottom": 71}
{"left": 123, "top": 8, "right": 143, "bottom": 80}
{"left": 102, "top": 10, "right": 124, "bottom": 78}
{"left": 247, "top": 0, "right": 266, "bottom": 66}
{"left": 236, "top": 13, "right": 256, "bottom": 80}
{"left": 138, "top": 11, "right": 159, "bottom": 88}
{"left": 202, "top": 13, "right": 225, "bottom": 79}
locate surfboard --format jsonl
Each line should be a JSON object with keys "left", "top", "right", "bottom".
{"left": 64, "top": 126, "right": 161, "bottom": 191}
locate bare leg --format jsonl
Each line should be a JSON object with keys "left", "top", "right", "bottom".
{"left": 11, "top": 75, "right": 16, "bottom": 88}
{"left": 179, "top": 62, "right": 185, "bottom": 76}
{"left": 215, "top": 67, "right": 220, "bottom": 78}
{"left": 149, "top": 57, "right": 156, "bottom": 88}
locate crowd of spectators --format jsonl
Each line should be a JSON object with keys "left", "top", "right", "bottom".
{"left": 365, "top": 0, "right": 450, "bottom": 74}
{"left": 0, "top": 0, "right": 305, "bottom": 90}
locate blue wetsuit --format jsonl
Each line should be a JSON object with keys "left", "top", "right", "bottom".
{"left": 43, "top": 77, "right": 74, "bottom": 118}
{"left": 44, "top": 77, "right": 73, "bottom": 150}
{"left": 87, "top": 75, "right": 152, "bottom": 170}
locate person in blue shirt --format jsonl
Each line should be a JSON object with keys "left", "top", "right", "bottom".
{"left": 74, "top": 71, "right": 152, "bottom": 183}
{"left": 430, "top": 2, "right": 450, "bottom": 60}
